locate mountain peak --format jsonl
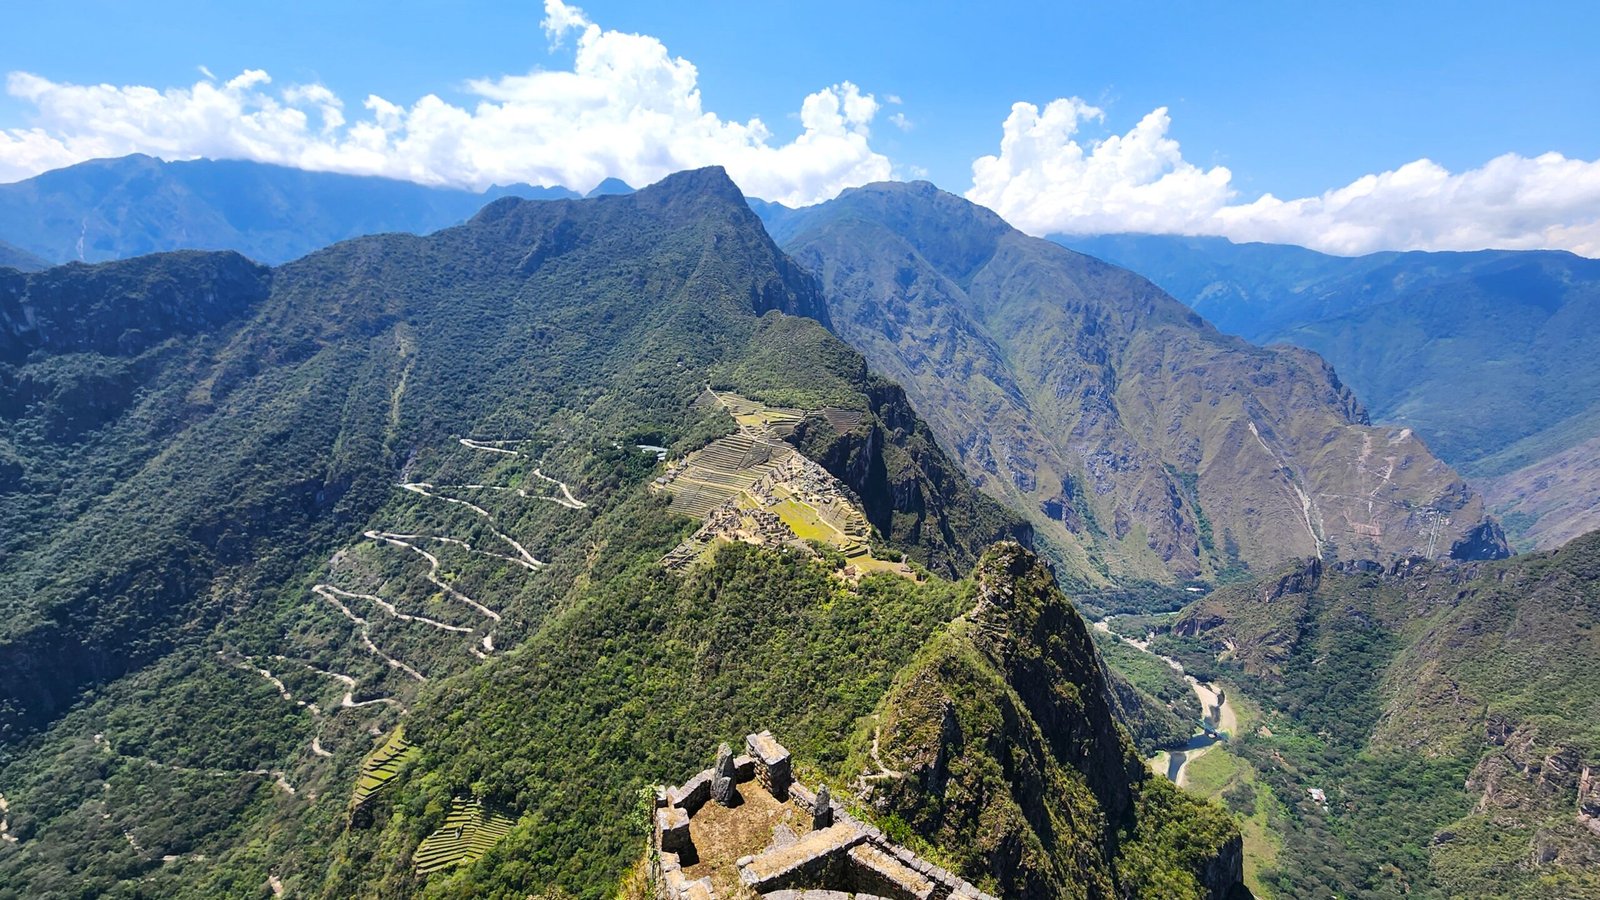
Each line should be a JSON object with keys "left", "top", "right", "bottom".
{"left": 583, "top": 176, "right": 635, "bottom": 198}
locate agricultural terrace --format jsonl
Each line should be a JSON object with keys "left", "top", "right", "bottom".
{"left": 413, "top": 798, "right": 516, "bottom": 874}
{"left": 655, "top": 390, "right": 911, "bottom": 578}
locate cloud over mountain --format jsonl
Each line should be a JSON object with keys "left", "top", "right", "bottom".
{"left": 0, "top": 0, "right": 891, "bottom": 206}
{"left": 968, "top": 97, "right": 1600, "bottom": 257}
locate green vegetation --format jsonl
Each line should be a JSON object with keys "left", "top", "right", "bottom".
{"left": 1164, "top": 539, "right": 1600, "bottom": 898}
{"left": 0, "top": 168, "right": 1076, "bottom": 899}
{"left": 1094, "top": 631, "right": 1203, "bottom": 752}
{"left": 844, "top": 544, "right": 1242, "bottom": 900}
{"left": 770, "top": 181, "right": 1489, "bottom": 588}
{"left": 352, "top": 728, "right": 419, "bottom": 811}
{"left": 412, "top": 799, "right": 515, "bottom": 874}
{"left": 1060, "top": 232, "right": 1600, "bottom": 551}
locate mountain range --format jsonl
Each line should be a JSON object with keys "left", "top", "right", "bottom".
{"left": 761, "top": 184, "right": 1503, "bottom": 586}
{"left": 4, "top": 152, "right": 1596, "bottom": 900}
{"left": 1061, "top": 233, "right": 1600, "bottom": 550}
{"left": 0, "top": 154, "right": 582, "bottom": 266}
{"left": 0, "top": 167, "right": 1241, "bottom": 899}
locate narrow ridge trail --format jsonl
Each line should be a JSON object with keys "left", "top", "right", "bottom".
{"left": 856, "top": 716, "right": 904, "bottom": 794}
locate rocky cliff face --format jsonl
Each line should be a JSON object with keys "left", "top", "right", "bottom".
{"left": 769, "top": 182, "right": 1498, "bottom": 586}
{"left": 860, "top": 543, "right": 1245, "bottom": 899}
{"left": 1451, "top": 716, "right": 1600, "bottom": 877}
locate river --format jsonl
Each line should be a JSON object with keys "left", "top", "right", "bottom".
{"left": 1093, "top": 617, "right": 1237, "bottom": 786}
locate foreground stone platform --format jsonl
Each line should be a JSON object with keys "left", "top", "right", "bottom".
{"left": 652, "top": 731, "right": 996, "bottom": 900}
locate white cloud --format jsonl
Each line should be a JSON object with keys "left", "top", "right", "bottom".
{"left": 541, "top": 0, "right": 591, "bottom": 45}
{"left": 968, "top": 98, "right": 1600, "bottom": 257}
{"left": 0, "top": 0, "right": 892, "bottom": 206}
{"left": 889, "top": 112, "right": 912, "bottom": 132}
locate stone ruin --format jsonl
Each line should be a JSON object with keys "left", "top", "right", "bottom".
{"left": 652, "top": 731, "right": 997, "bottom": 900}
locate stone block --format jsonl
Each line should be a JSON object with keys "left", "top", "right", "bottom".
{"left": 657, "top": 806, "right": 692, "bottom": 854}
{"left": 746, "top": 730, "right": 793, "bottom": 797}
{"left": 672, "top": 770, "right": 713, "bottom": 814}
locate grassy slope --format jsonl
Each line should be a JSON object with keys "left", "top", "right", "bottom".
{"left": 1058, "top": 233, "right": 1600, "bottom": 553}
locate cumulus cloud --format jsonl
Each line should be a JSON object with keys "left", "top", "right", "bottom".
{"left": 968, "top": 98, "right": 1600, "bottom": 257}
{"left": 0, "top": 0, "right": 891, "bottom": 205}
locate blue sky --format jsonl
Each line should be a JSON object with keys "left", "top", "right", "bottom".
{"left": 2, "top": 1, "right": 1598, "bottom": 254}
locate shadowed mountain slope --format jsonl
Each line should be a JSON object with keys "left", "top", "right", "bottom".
{"left": 0, "top": 238, "right": 47, "bottom": 271}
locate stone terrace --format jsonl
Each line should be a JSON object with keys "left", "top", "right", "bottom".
{"left": 652, "top": 731, "right": 997, "bottom": 900}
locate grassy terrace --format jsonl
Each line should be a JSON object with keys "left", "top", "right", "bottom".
{"left": 414, "top": 798, "right": 516, "bottom": 874}
{"left": 664, "top": 431, "right": 791, "bottom": 518}
{"left": 351, "top": 727, "right": 420, "bottom": 811}
{"left": 658, "top": 391, "right": 912, "bottom": 579}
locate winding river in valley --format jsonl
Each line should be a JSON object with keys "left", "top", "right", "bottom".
{"left": 1093, "top": 617, "right": 1239, "bottom": 786}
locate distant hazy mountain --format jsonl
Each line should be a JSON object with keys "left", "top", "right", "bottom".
{"left": 0, "top": 154, "right": 579, "bottom": 265}
{"left": 1061, "top": 233, "right": 1600, "bottom": 549}
{"left": 0, "top": 238, "right": 47, "bottom": 271}
{"left": 583, "top": 176, "right": 635, "bottom": 197}
{"left": 763, "top": 184, "right": 1502, "bottom": 586}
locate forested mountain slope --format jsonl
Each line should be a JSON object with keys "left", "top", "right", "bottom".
{"left": 0, "top": 154, "right": 577, "bottom": 265}
{"left": 765, "top": 183, "right": 1501, "bottom": 587}
{"left": 860, "top": 543, "right": 1245, "bottom": 899}
{"left": 1060, "top": 234, "right": 1600, "bottom": 551}
{"left": 0, "top": 168, "right": 1235, "bottom": 898}
{"left": 1164, "top": 535, "right": 1600, "bottom": 898}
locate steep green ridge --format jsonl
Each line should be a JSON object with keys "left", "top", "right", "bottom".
{"left": 858, "top": 543, "right": 1244, "bottom": 899}
{"left": 1059, "top": 233, "right": 1600, "bottom": 551}
{"left": 1161, "top": 536, "right": 1600, "bottom": 898}
{"left": 0, "top": 239, "right": 47, "bottom": 272}
{"left": 0, "top": 168, "right": 1182, "bottom": 899}
{"left": 0, "top": 154, "right": 578, "bottom": 265}
{"left": 768, "top": 183, "right": 1499, "bottom": 586}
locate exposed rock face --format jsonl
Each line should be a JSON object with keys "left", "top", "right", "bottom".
{"left": 1579, "top": 767, "right": 1600, "bottom": 837}
{"left": 1449, "top": 519, "right": 1511, "bottom": 560}
{"left": 1465, "top": 718, "right": 1600, "bottom": 871}
{"left": 770, "top": 182, "right": 1494, "bottom": 584}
